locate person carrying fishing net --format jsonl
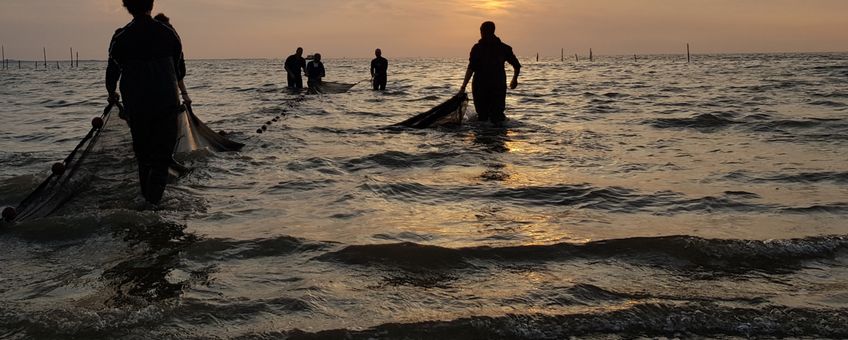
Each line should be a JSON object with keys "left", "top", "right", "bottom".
{"left": 459, "top": 21, "right": 521, "bottom": 126}
{"left": 106, "top": 0, "right": 186, "bottom": 204}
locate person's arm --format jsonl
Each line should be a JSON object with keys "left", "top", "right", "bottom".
{"left": 177, "top": 50, "right": 191, "bottom": 104}
{"left": 106, "top": 57, "right": 120, "bottom": 103}
{"left": 284, "top": 57, "right": 294, "bottom": 76}
{"left": 459, "top": 66, "right": 473, "bottom": 93}
{"left": 105, "top": 30, "right": 122, "bottom": 103}
{"left": 370, "top": 60, "right": 375, "bottom": 78}
{"left": 178, "top": 80, "right": 191, "bottom": 104}
{"left": 460, "top": 46, "right": 477, "bottom": 93}
{"left": 506, "top": 47, "right": 521, "bottom": 90}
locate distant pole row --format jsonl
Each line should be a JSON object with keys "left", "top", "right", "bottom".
{"left": 0, "top": 46, "right": 81, "bottom": 70}
{"left": 537, "top": 44, "right": 693, "bottom": 63}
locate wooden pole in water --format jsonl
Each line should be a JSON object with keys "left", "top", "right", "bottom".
{"left": 70, "top": 47, "right": 73, "bottom": 68}
{"left": 76, "top": 52, "right": 79, "bottom": 67}
{"left": 536, "top": 52, "right": 539, "bottom": 62}
{"left": 43, "top": 47, "right": 47, "bottom": 68}
{"left": 575, "top": 54, "right": 578, "bottom": 62}
{"left": 561, "top": 48, "right": 564, "bottom": 62}
{"left": 687, "top": 43, "right": 691, "bottom": 63}
{"left": 56, "top": 60, "right": 60, "bottom": 69}
{"left": 589, "top": 48, "right": 593, "bottom": 62}
{"left": 2, "top": 45, "right": 5, "bottom": 69}
{"left": 634, "top": 54, "right": 637, "bottom": 62}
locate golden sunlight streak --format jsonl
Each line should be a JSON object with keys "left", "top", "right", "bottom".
{"left": 472, "top": 0, "right": 512, "bottom": 12}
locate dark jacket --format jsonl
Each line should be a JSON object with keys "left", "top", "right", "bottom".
{"left": 371, "top": 56, "right": 388, "bottom": 76}
{"left": 106, "top": 16, "right": 185, "bottom": 116}
{"left": 469, "top": 36, "right": 520, "bottom": 89}
{"left": 285, "top": 54, "right": 306, "bottom": 76}
{"left": 306, "top": 60, "right": 325, "bottom": 80}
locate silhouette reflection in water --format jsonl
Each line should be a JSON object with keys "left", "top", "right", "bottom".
{"left": 102, "top": 222, "right": 206, "bottom": 305}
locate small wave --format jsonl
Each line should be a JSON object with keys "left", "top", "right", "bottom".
{"left": 264, "top": 179, "right": 337, "bottom": 193}
{"left": 187, "top": 235, "right": 332, "bottom": 261}
{"left": 781, "top": 203, "right": 848, "bottom": 214}
{"left": 317, "top": 235, "right": 848, "bottom": 272}
{"left": 343, "top": 150, "right": 461, "bottom": 172}
{"left": 648, "top": 113, "right": 738, "bottom": 131}
{"left": 178, "top": 296, "right": 313, "bottom": 323}
{"left": 362, "top": 182, "right": 774, "bottom": 214}
{"left": 749, "top": 118, "right": 844, "bottom": 131}
{"left": 724, "top": 171, "right": 848, "bottom": 184}
{"left": 603, "top": 92, "right": 629, "bottom": 98}
{"left": 405, "top": 95, "right": 440, "bottom": 102}
{"left": 0, "top": 174, "right": 42, "bottom": 204}
{"left": 808, "top": 100, "right": 847, "bottom": 108}
{"left": 280, "top": 303, "right": 848, "bottom": 339}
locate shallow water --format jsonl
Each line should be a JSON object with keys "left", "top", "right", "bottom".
{"left": 1, "top": 54, "right": 848, "bottom": 338}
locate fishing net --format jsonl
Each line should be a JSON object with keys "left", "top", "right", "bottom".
{"left": 394, "top": 93, "right": 468, "bottom": 129}
{"left": 2, "top": 103, "right": 243, "bottom": 223}
{"left": 307, "top": 81, "right": 357, "bottom": 95}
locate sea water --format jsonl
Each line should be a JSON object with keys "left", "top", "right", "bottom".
{"left": 1, "top": 54, "right": 847, "bottom": 338}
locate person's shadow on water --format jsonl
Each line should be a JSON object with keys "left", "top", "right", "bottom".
{"left": 470, "top": 126, "right": 514, "bottom": 182}
{"left": 102, "top": 222, "right": 208, "bottom": 306}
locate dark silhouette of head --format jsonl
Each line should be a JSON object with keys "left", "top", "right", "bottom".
{"left": 480, "top": 21, "right": 496, "bottom": 38}
{"left": 314, "top": 53, "right": 322, "bottom": 62}
{"left": 296, "top": 47, "right": 303, "bottom": 56}
{"left": 154, "top": 13, "right": 169, "bottom": 24}
{"left": 123, "top": 0, "right": 154, "bottom": 17}
{"left": 375, "top": 49, "right": 382, "bottom": 57}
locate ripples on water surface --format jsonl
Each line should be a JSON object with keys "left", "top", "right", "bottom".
{"left": 1, "top": 54, "right": 848, "bottom": 338}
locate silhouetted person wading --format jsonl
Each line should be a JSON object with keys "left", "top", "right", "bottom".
{"left": 459, "top": 21, "right": 521, "bottom": 126}
{"left": 306, "top": 53, "right": 325, "bottom": 88}
{"left": 285, "top": 47, "right": 307, "bottom": 89}
{"left": 106, "top": 0, "right": 186, "bottom": 204}
{"left": 371, "top": 48, "right": 388, "bottom": 91}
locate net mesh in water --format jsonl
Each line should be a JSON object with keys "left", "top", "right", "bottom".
{"left": 4, "top": 104, "right": 244, "bottom": 223}
{"left": 394, "top": 93, "right": 468, "bottom": 129}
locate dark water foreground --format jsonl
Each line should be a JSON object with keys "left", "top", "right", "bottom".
{"left": 1, "top": 54, "right": 847, "bottom": 338}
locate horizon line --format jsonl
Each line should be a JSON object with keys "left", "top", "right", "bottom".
{"left": 2, "top": 50, "right": 847, "bottom": 63}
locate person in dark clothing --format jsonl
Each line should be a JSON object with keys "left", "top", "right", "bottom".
{"left": 371, "top": 48, "right": 388, "bottom": 91}
{"left": 153, "top": 13, "right": 191, "bottom": 104}
{"left": 305, "top": 53, "right": 325, "bottom": 88}
{"left": 284, "top": 47, "right": 307, "bottom": 89}
{"left": 459, "top": 21, "right": 521, "bottom": 126}
{"left": 106, "top": 0, "right": 185, "bottom": 204}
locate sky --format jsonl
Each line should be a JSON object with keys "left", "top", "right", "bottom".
{"left": 0, "top": 0, "right": 846, "bottom": 60}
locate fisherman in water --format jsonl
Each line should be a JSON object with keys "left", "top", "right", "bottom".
{"left": 459, "top": 21, "right": 521, "bottom": 126}
{"left": 154, "top": 13, "right": 191, "bottom": 104}
{"left": 106, "top": 0, "right": 186, "bottom": 204}
{"left": 284, "top": 47, "right": 307, "bottom": 89}
{"left": 305, "top": 53, "right": 326, "bottom": 89}
{"left": 371, "top": 48, "right": 388, "bottom": 91}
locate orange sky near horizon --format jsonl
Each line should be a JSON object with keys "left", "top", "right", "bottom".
{"left": 0, "top": 0, "right": 846, "bottom": 60}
